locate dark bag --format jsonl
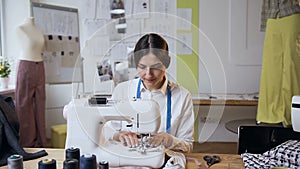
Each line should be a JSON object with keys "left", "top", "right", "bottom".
{"left": 0, "top": 95, "right": 48, "bottom": 166}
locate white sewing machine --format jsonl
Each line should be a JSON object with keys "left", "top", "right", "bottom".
{"left": 65, "top": 98, "right": 165, "bottom": 168}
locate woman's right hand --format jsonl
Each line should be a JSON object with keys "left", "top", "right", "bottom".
{"left": 113, "top": 131, "right": 139, "bottom": 147}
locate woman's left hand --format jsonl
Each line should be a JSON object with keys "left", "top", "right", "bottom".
{"left": 147, "top": 132, "right": 173, "bottom": 148}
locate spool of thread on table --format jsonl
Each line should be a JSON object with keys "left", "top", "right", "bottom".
{"left": 98, "top": 160, "right": 109, "bottom": 169}
{"left": 63, "top": 159, "right": 79, "bottom": 169}
{"left": 65, "top": 147, "right": 80, "bottom": 161}
{"left": 7, "top": 154, "right": 23, "bottom": 169}
{"left": 80, "top": 154, "right": 97, "bottom": 169}
{"left": 38, "top": 159, "right": 56, "bottom": 169}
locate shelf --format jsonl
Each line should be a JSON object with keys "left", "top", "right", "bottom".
{"left": 192, "top": 93, "right": 258, "bottom": 106}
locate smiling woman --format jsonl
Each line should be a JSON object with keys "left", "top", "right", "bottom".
{"left": 110, "top": 33, "right": 195, "bottom": 154}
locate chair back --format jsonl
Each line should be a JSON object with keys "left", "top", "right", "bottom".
{"left": 238, "top": 125, "right": 300, "bottom": 154}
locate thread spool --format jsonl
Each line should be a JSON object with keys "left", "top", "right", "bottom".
{"left": 98, "top": 160, "right": 109, "bottom": 169}
{"left": 80, "top": 154, "right": 97, "bottom": 169}
{"left": 7, "top": 154, "right": 23, "bottom": 169}
{"left": 65, "top": 147, "right": 80, "bottom": 161}
{"left": 63, "top": 159, "right": 79, "bottom": 169}
{"left": 38, "top": 159, "right": 56, "bottom": 169}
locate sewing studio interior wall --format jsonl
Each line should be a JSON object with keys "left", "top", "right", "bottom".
{"left": 2, "top": 0, "right": 265, "bottom": 141}
{"left": 3, "top": 0, "right": 264, "bottom": 95}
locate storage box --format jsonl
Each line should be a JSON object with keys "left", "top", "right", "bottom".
{"left": 51, "top": 124, "right": 67, "bottom": 148}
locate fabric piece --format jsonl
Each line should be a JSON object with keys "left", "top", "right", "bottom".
{"left": 0, "top": 95, "right": 47, "bottom": 166}
{"left": 241, "top": 140, "right": 300, "bottom": 169}
{"left": 257, "top": 14, "right": 300, "bottom": 125}
{"left": 163, "top": 150, "right": 186, "bottom": 169}
{"left": 15, "top": 60, "right": 47, "bottom": 147}
{"left": 260, "top": 0, "right": 300, "bottom": 31}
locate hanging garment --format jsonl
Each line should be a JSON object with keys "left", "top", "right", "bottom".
{"left": 257, "top": 14, "right": 300, "bottom": 125}
{"left": 0, "top": 95, "right": 47, "bottom": 166}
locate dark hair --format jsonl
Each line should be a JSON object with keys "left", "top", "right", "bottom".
{"left": 133, "top": 33, "right": 170, "bottom": 68}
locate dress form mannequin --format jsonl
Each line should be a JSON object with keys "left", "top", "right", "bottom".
{"left": 15, "top": 17, "right": 47, "bottom": 148}
{"left": 15, "top": 17, "right": 44, "bottom": 62}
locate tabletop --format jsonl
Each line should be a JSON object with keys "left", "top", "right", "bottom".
{"left": 0, "top": 148, "right": 245, "bottom": 169}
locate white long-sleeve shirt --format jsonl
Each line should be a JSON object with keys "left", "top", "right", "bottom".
{"left": 111, "top": 78, "right": 195, "bottom": 152}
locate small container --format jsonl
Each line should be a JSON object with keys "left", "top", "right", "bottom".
{"left": 63, "top": 159, "right": 79, "bottom": 169}
{"left": 38, "top": 159, "right": 56, "bottom": 169}
{"left": 98, "top": 160, "right": 109, "bottom": 169}
{"left": 65, "top": 147, "right": 80, "bottom": 161}
{"left": 7, "top": 154, "right": 23, "bottom": 169}
{"left": 80, "top": 154, "right": 97, "bottom": 169}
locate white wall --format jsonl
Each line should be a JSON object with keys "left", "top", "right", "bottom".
{"left": 198, "top": 0, "right": 264, "bottom": 94}
{"left": 197, "top": 105, "right": 257, "bottom": 142}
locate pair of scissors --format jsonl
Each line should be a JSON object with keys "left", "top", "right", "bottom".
{"left": 203, "top": 155, "right": 221, "bottom": 167}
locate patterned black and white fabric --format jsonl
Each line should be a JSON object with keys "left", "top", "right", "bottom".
{"left": 241, "top": 140, "right": 300, "bottom": 169}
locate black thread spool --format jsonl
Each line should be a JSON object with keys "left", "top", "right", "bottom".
{"left": 65, "top": 147, "right": 80, "bottom": 161}
{"left": 38, "top": 159, "right": 56, "bottom": 169}
{"left": 98, "top": 160, "right": 109, "bottom": 169}
{"left": 63, "top": 159, "right": 79, "bottom": 169}
{"left": 7, "top": 154, "right": 23, "bottom": 169}
{"left": 80, "top": 154, "right": 97, "bottom": 169}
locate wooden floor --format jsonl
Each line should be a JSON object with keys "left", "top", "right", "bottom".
{"left": 192, "top": 142, "right": 238, "bottom": 154}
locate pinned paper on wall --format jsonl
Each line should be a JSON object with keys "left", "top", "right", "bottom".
{"left": 177, "top": 8, "right": 192, "bottom": 30}
{"left": 124, "top": 19, "right": 141, "bottom": 39}
{"left": 92, "top": 35, "right": 110, "bottom": 56}
{"left": 124, "top": 0, "right": 133, "bottom": 17}
{"left": 133, "top": 0, "right": 150, "bottom": 18}
{"left": 43, "top": 51, "right": 61, "bottom": 77}
{"left": 110, "top": 43, "right": 128, "bottom": 60}
{"left": 81, "top": 0, "right": 96, "bottom": 19}
{"left": 32, "top": 2, "right": 82, "bottom": 83}
{"left": 52, "top": 11, "right": 78, "bottom": 36}
{"left": 143, "top": 17, "right": 172, "bottom": 35}
{"left": 84, "top": 19, "right": 107, "bottom": 39}
{"left": 45, "top": 35, "right": 61, "bottom": 52}
{"left": 152, "top": 0, "right": 176, "bottom": 17}
{"left": 177, "top": 33, "right": 193, "bottom": 55}
{"left": 44, "top": 35, "right": 80, "bottom": 68}
{"left": 62, "top": 36, "right": 80, "bottom": 68}
{"left": 97, "top": 0, "right": 111, "bottom": 19}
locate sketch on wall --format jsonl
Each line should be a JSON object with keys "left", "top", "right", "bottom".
{"left": 32, "top": 2, "right": 82, "bottom": 84}
{"left": 81, "top": 0, "right": 179, "bottom": 93}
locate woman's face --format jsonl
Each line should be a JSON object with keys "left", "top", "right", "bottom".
{"left": 137, "top": 53, "right": 166, "bottom": 90}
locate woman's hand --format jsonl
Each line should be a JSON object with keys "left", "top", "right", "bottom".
{"left": 113, "top": 131, "right": 139, "bottom": 147}
{"left": 147, "top": 132, "right": 173, "bottom": 148}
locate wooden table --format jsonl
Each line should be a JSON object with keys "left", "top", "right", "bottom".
{"left": 185, "top": 153, "right": 244, "bottom": 169}
{"left": 0, "top": 148, "right": 245, "bottom": 169}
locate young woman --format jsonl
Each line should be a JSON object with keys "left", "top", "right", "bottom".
{"left": 111, "top": 33, "right": 195, "bottom": 153}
